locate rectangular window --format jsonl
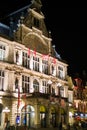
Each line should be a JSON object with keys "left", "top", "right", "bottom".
{"left": 68, "top": 93, "right": 73, "bottom": 103}
{"left": 0, "top": 45, "right": 5, "bottom": 60}
{"left": 33, "top": 81, "right": 39, "bottom": 92}
{"left": 22, "top": 75, "right": 30, "bottom": 93}
{"left": 58, "top": 66, "right": 63, "bottom": 79}
{"left": 33, "top": 56, "right": 39, "bottom": 72}
{"left": 42, "top": 60, "right": 48, "bottom": 74}
{"left": 0, "top": 70, "right": 4, "bottom": 91}
{"left": 59, "top": 86, "right": 64, "bottom": 97}
{"left": 42, "top": 81, "right": 48, "bottom": 93}
{"left": 22, "top": 52, "right": 30, "bottom": 69}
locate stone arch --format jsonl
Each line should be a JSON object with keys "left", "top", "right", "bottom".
{"left": 40, "top": 105, "right": 46, "bottom": 113}
{"left": 50, "top": 106, "right": 56, "bottom": 114}
{"left": 40, "top": 105, "right": 47, "bottom": 127}
{"left": 21, "top": 104, "right": 35, "bottom": 128}
{"left": 49, "top": 106, "right": 56, "bottom": 127}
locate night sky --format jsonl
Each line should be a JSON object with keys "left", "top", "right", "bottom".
{"left": 0, "top": 1, "right": 87, "bottom": 77}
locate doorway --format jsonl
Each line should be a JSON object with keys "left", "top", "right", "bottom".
{"left": 21, "top": 105, "right": 35, "bottom": 128}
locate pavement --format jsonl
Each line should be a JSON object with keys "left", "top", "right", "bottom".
{"left": 9, "top": 125, "right": 87, "bottom": 130}
{"left": 28, "top": 128, "right": 58, "bottom": 130}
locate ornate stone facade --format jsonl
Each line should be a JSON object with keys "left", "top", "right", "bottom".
{"left": 0, "top": 0, "right": 70, "bottom": 129}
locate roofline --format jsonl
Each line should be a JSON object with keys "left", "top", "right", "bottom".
{"left": 7, "top": 4, "right": 31, "bottom": 17}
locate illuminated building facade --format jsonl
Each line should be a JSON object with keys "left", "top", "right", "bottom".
{"left": 73, "top": 77, "right": 87, "bottom": 121}
{"left": 0, "top": 0, "right": 70, "bottom": 129}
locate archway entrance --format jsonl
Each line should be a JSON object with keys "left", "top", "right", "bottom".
{"left": 21, "top": 105, "right": 35, "bottom": 128}
{"left": 0, "top": 103, "right": 3, "bottom": 126}
{"left": 40, "top": 105, "right": 46, "bottom": 127}
{"left": 50, "top": 106, "right": 56, "bottom": 127}
{"left": 61, "top": 108, "right": 66, "bottom": 124}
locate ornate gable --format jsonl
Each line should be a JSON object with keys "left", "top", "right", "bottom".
{"left": 13, "top": 0, "right": 51, "bottom": 55}
{"left": 9, "top": 0, "right": 61, "bottom": 59}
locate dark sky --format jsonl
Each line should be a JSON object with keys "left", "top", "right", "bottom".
{"left": 0, "top": 1, "right": 87, "bottom": 77}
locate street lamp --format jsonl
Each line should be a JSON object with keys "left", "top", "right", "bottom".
{"left": 3, "top": 107, "right": 10, "bottom": 113}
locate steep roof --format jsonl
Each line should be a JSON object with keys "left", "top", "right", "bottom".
{"left": 0, "top": 0, "right": 66, "bottom": 62}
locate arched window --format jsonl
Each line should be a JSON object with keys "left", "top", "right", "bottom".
{"left": 21, "top": 105, "right": 35, "bottom": 128}
{"left": 33, "top": 79, "right": 39, "bottom": 92}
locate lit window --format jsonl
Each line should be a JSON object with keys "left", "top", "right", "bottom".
{"left": 0, "top": 45, "right": 5, "bottom": 60}
{"left": 58, "top": 66, "right": 63, "bottom": 79}
{"left": 22, "top": 52, "right": 30, "bottom": 69}
{"left": 42, "top": 81, "right": 48, "bottom": 93}
{"left": 0, "top": 70, "right": 4, "bottom": 91}
{"left": 51, "top": 64, "right": 56, "bottom": 76}
{"left": 33, "top": 79, "right": 39, "bottom": 92}
{"left": 42, "top": 60, "right": 48, "bottom": 74}
{"left": 22, "top": 75, "right": 30, "bottom": 93}
{"left": 33, "top": 56, "right": 39, "bottom": 72}
{"left": 68, "top": 93, "right": 73, "bottom": 103}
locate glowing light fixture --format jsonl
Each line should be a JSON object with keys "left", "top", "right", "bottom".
{"left": 2, "top": 107, "right": 10, "bottom": 112}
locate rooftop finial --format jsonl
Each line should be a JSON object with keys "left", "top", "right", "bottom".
{"left": 48, "top": 30, "right": 51, "bottom": 38}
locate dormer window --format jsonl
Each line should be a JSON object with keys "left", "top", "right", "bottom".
{"left": 34, "top": 17, "right": 39, "bottom": 28}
